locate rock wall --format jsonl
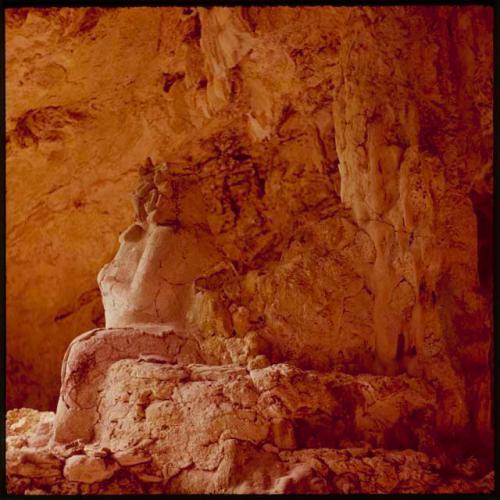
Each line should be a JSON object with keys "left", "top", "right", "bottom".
{"left": 6, "top": 3, "right": 492, "bottom": 474}
{"left": 7, "top": 355, "right": 495, "bottom": 495}
{"left": 98, "top": 5, "right": 492, "bottom": 459}
{"left": 6, "top": 7, "right": 187, "bottom": 409}
{"left": 331, "top": 6, "right": 493, "bottom": 457}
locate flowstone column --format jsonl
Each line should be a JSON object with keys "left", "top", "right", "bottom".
{"left": 332, "top": 5, "right": 492, "bottom": 454}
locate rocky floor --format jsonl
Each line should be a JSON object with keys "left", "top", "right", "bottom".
{"left": 6, "top": 360, "right": 494, "bottom": 494}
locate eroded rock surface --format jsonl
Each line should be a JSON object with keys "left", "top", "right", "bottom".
{"left": 7, "top": 366, "right": 494, "bottom": 494}
{"left": 6, "top": 4, "right": 493, "bottom": 495}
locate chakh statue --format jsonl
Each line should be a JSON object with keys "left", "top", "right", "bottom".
{"left": 54, "top": 158, "right": 225, "bottom": 444}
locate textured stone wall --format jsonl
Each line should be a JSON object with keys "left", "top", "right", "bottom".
{"left": 6, "top": 5, "right": 492, "bottom": 463}
{"left": 331, "top": 6, "right": 493, "bottom": 456}
{"left": 6, "top": 7, "right": 185, "bottom": 409}
{"left": 6, "top": 5, "right": 346, "bottom": 409}
{"left": 99, "top": 5, "right": 492, "bottom": 456}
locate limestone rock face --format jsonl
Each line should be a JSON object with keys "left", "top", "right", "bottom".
{"left": 6, "top": 5, "right": 493, "bottom": 495}
{"left": 6, "top": 7, "right": 181, "bottom": 410}
{"left": 330, "top": 6, "right": 493, "bottom": 455}
{"left": 6, "top": 368, "right": 494, "bottom": 494}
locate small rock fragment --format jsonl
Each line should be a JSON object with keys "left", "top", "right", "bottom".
{"left": 63, "top": 455, "right": 119, "bottom": 483}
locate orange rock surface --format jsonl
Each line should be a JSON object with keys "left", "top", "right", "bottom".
{"left": 6, "top": 5, "right": 493, "bottom": 495}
